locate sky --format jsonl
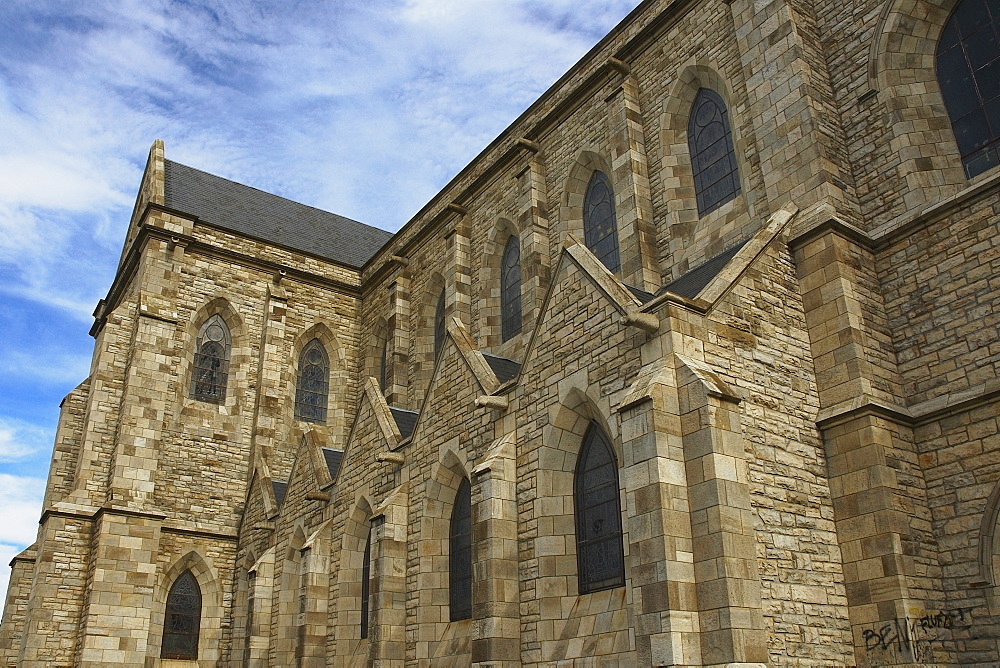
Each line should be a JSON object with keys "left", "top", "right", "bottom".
{"left": 0, "top": 0, "right": 644, "bottom": 613}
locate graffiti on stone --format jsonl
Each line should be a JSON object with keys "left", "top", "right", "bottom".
{"left": 859, "top": 608, "right": 971, "bottom": 666}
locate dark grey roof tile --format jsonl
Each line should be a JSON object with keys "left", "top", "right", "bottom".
{"left": 163, "top": 160, "right": 392, "bottom": 267}
{"left": 482, "top": 353, "right": 521, "bottom": 384}
{"left": 321, "top": 447, "right": 344, "bottom": 482}
{"left": 389, "top": 407, "right": 419, "bottom": 439}
{"left": 661, "top": 241, "right": 747, "bottom": 299}
{"left": 272, "top": 480, "right": 288, "bottom": 508}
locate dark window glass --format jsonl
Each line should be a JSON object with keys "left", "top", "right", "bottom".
{"left": 434, "top": 290, "right": 446, "bottom": 358}
{"left": 937, "top": 0, "right": 1000, "bottom": 177}
{"left": 162, "top": 570, "right": 201, "bottom": 660}
{"left": 500, "top": 235, "right": 522, "bottom": 341}
{"left": 361, "top": 526, "right": 371, "bottom": 639}
{"left": 450, "top": 478, "right": 473, "bottom": 621}
{"left": 689, "top": 88, "right": 741, "bottom": 216}
{"left": 583, "top": 171, "right": 621, "bottom": 273}
{"left": 191, "top": 315, "right": 230, "bottom": 403}
{"left": 379, "top": 337, "right": 389, "bottom": 392}
{"left": 243, "top": 572, "right": 255, "bottom": 667}
{"left": 294, "top": 339, "right": 329, "bottom": 424}
{"left": 574, "top": 422, "right": 625, "bottom": 594}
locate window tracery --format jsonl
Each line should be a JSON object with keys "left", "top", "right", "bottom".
{"left": 191, "top": 314, "right": 230, "bottom": 403}
{"left": 294, "top": 338, "right": 329, "bottom": 424}
{"left": 583, "top": 170, "right": 621, "bottom": 273}
{"left": 500, "top": 235, "right": 522, "bottom": 341}
{"left": 689, "top": 88, "right": 741, "bottom": 216}
{"left": 449, "top": 478, "right": 473, "bottom": 621}
{"left": 162, "top": 570, "right": 201, "bottom": 660}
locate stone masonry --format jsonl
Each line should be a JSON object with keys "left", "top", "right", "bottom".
{"left": 2, "top": 0, "right": 1000, "bottom": 665}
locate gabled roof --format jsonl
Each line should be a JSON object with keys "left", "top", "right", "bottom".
{"left": 661, "top": 241, "right": 748, "bottom": 299}
{"left": 321, "top": 447, "right": 344, "bottom": 481}
{"left": 163, "top": 160, "right": 393, "bottom": 268}
{"left": 482, "top": 353, "right": 521, "bottom": 384}
{"left": 389, "top": 407, "right": 419, "bottom": 439}
{"left": 272, "top": 480, "right": 288, "bottom": 508}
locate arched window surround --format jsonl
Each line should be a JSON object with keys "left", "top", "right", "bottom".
{"left": 294, "top": 338, "right": 330, "bottom": 424}
{"left": 574, "top": 421, "right": 626, "bottom": 595}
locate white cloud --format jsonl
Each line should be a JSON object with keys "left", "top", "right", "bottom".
{"left": 0, "top": 474, "right": 45, "bottom": 613}
{"left": 0, "top": 420, "right": 53, "bottom": 462}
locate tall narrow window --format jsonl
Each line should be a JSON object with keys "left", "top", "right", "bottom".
{"left": 574, "top": 422, "right": 625, "bottom": 594}
{"left": 583, "top": 170, "right": 621, "bottom": 273}
{"left": 379, "top": 337, "right": 389, "bottom": 392}
{"left": 449, "top": 478, "right": 473, "bottom": 621}
{"left": 500, "top": 235, "right": 522, "bottom": 341}
{"left": 937, "top": 0, "right": 1000, "bottom": 177}
{"left": 361, "top": 525, "right": 371, "bottom": 639}
{"left": 689, "top": 88, "right": 741, "bottom": 216}
{"left": 295, "top": 338, "right": 329, "bottom": 424}
{"left": 191, "top": 314, "right": 230, "bottom": 402}
{"left": 243, "top": 572, "right": 255, "bottom": 667}
{"left": 162, "top": 570, "right": 202, "bottom": 660}
{"left": 434, "top": 290, "right": 446, "bottom": 358}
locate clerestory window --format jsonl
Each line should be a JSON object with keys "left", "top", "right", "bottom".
{"left": 434, "top": 290, "right": 446, "bottom": 358}
{"left": 574, "top": 422, "right": 625, "bottom": 594}
{"left": 162, "top": 570, "right": 201, "bottom": 660}
{"left": 191, "top": 314, "right": 230, "bottom": 403}
{"left": 583, "top": 170, "right": 621, "bottom": 273}
{"left": 937, "top": 0, "right": 1000, "bottom": 177}
{"left": 689, "top": 88, "right": 741, "bottom": 216}
{"left": 294, "top": 338, "right": 329, "bottom": 424}
{"left": 500, "top": 235, "right": 522, "bottom": 341}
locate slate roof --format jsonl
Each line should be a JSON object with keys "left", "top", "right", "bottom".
{"left": 660, "top": 241, "right": 748, "bottom": 299}
{"left": 272, "top": 480, "right": 288, "bottom": 508}
{"left": 482, "top": 353, "right": 521, "bottom": 384}
{"left": 624, "top": 284, "right": 656, "bottom": 304}
{"left": 389, "top": 407, "right": 419, "bottom": 439}
{"left": 163, "top": 160, "right": 393, "bottom": 268}
{"left": 321, "top": 447, "right": 344, "bottom": 481}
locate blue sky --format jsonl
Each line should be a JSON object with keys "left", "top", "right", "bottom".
{"left": 0, "top": 0, "right": 643, "bottom": 609}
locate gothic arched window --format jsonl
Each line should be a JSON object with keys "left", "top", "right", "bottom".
{"left": 500, "top": 235, "right": 522, "bottom": 341}
{"left": 574, "top": 422, "right": 625, "bottom": 594}
{"left": 583, "top": 170, "right": 621, "bottom": 273}
{"left": 937, "top": 0, "right": 1000, "bottom": 177}
{"left": 191, "top": 314, "right": 230, "bottom": 403}
{"left": 361, "top": 525, "right": 372, "bottom": 639}
{"left": 449, "top": 478, "right": 473, "bottom": 621}
{"left": 295, "top": 338, "right": 329, "bottom": 424}
{"left": 161, "top": 570, "right": 202, "bottom": 660}
{"left": 434, "top": 290, "right": 446, "bottom": 358}
{"left": 689, "top": 88, "right": 741, "bottom": 216}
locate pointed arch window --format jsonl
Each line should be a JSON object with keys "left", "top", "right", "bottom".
{"left": 500, "top": 235, "right": 522, "bottom": 341}
{"left": 937, "top": 0, "right": 1000, "bottom": 177}
{"left": 449, "top": 478, "right": 473, "bottom": 621}
{"left": 583, "top": 170, "right": 621, "bottom": 273}
{"left": 575, "top": 422, "right": 625, "bottom": 594}
{"left": 361, "top": 525, "right": 371, "bottom": 639}
{"left": 162, "top": 570, "right": 202, "bottom": 660}
{"left": 191, "top": 314, "right": 230, "bottom": 403}
{"left": 295, "top": 338, "right": 329, "bottom": 424}
{"left": 434, "top": 290, "right": 446, "bottom": 358}
{"left": 689, "top": 88, "right": 741, "bottom": 216}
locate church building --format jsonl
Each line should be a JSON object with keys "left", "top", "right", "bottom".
{"left": 2, "top": 0, "right": 1000, "bottom": 665}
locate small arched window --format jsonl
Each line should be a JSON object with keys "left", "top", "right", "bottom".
{"left": 449, "top": 478, "right": 473, "bottom": 621}
{"left": 361, "top": 525, "right": 372, "bottom": 639}
{"left": 583, "top": 170, "right": 621, "bottom": 273}
{"left": 574, "top": 422, "right": 625, "bottom": 594}
{"left": 191, "top": 314, "right": 230, "bottom": 403}
{"left": 500, "top": 235, "right": 522, "bottom": 341}
{"left": 434, "top": 290, "right": 446, "bottom": 358}
{"left": 689, "top": 88, "right": 741, "bottom": 216}
{"left": 295, "top": 338, "right": 329, "bottom": 424}
{"left": 162, "top": 570, "right": 202, "bottom": 660}
{"left": 937, "top": 0, "right": 1000, "bottom": 178}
